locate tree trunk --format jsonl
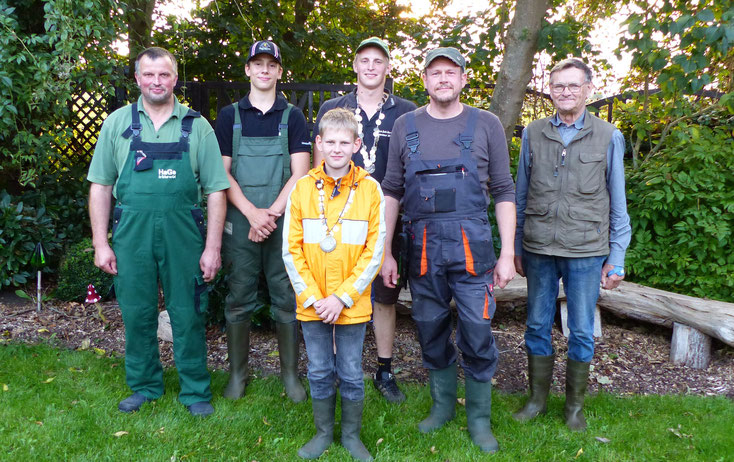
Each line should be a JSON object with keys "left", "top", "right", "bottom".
{"left": 127, "top": 0, "right": 156, "bottom": 74}
{"left": 488, "top": 0, "right": 550, "bottom": 143}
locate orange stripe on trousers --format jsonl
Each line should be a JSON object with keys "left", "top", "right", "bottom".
{"left": 420, "top": 226, "right": 428, "bottom": 276}
{"left": 461, "top": 227, "right": 476, "bottom": 276}
{"left": 483, "top": 291, "right": 490, "bottom": 320}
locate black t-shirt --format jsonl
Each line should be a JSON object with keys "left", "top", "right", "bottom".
{"left": 313, "top": 90, "right": 416, "bottom": 184}
{"left": 215, "top": 94, "right": 311, "bottom": 157}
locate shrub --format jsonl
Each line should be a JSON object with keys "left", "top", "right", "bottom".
{"left": 0, "top": 190, "right": 62, "bottom": 287}
{"left": 625, "top": 114, "right": 734, "bottom": 302}
{"left": 54, "top": 237, "right": 113, "bottom": 302}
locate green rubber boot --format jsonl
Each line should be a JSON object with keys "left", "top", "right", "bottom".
{"left": 340, "top": 398, "right": 373, "bottom": 461}
{"left": 223, "top": 320, "right": 251, "bottom": 400}
{"left": 513, "top": 354, "right": 554, "bottom": 421}
{"left": 276, "top": 321, "right": 307, "bottom": 403}
{"left": 298, "top": 395, "right": 336, "bottom": 459}
{"left": 564, "top": 358, "right": 591, "bottom": 432}
{"left": 418, "top": 363, "right": 457, "bottom": 433}
{"left": 465, "top": 376, "right": 499, "bottom": 453}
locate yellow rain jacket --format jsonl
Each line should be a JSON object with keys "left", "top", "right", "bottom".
{"left": 282, "top": 161, "right": 386, "bottom": 324}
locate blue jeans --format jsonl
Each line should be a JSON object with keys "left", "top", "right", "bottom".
{"left": 523, "top": 251, "right": 605, "bottom": 363}
{"left": 301, "top": 321, "right": 367, "bottom": 401}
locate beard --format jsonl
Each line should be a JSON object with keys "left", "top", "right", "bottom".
{"left": 429, "top": 86, "right": 460, "bottom": 104}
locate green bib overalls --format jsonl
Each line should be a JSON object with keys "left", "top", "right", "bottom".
{"left": 112, "top": 104, "right": 211, "bottom": 406}
{"left": 222, "top": 103, "right": 296, "bottom": 324}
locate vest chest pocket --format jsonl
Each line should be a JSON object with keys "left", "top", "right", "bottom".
{"left": 578, "top": 149, "right": 606, "bottom": 194}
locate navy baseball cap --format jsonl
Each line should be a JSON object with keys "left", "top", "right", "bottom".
{"left": 247, "top": 40, "right": 282, "bottom": 65}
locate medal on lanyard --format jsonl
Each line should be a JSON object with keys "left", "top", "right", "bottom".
{"left": 316, "top": 178, "right": 357, "bottom": 253}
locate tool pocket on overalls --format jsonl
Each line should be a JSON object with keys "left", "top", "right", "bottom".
{"left": 111, "top": 207, "right": 123, "bottom": 240}
{"left": 460, "top": 220, "right": 495, "bottom": 275}
{"left": 190, "top": 209, "right": 207, "bottom": 241}
{"left": 194, "top": 275, "right": 209, "bottom": 315}
{"left": 434, "top": 187, "right": 456, "bottom": 212}
{"left": 408, "top": 221, "right": 429, "bottom": 278}
{"left": 482, "top": 282, "right": 496, "bottom": 320}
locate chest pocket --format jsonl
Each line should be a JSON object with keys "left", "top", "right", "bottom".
{"left": 578, "top": 148, "right": 606, "bottom": 194}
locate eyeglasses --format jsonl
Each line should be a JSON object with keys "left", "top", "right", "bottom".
{"left": 550, "top": 82, "right": 587, "bottom": 94}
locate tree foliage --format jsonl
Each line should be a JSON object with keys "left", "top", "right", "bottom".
{"left": 0, "top": 0, "right": 126, "bottom": 191}
{"left": 152, "top": 0, "right": 422, "bottom": 84}
{"left": 623, "top": 100, "right": 734, "bottom": 302}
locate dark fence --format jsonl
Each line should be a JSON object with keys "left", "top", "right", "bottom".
{"left": 68, "top": 80, "right": 720, "bottom": 164}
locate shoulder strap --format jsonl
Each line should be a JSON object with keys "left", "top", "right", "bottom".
{"left": 458, "top": 107, "right": 478, "bottom": 157}
{"left": 231, "top": 102, "right": 241, "bottom": 177}
{"left": 279, "top": 104, "right": 294, "bottom": 182}
{"left": 404, "top": 111, "right": 421, "bottom": 160}
{"left": 179, "top": 108, "right": 201, "bottom": 150}
{"left": 122, "top": 103, "right": 142, "bottom": 139}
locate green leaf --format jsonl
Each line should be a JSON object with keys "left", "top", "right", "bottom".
{"left": 14, "top": 290, "right": 31, "bottom": 300}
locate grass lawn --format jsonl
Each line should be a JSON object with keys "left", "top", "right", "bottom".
{"left": 1, "top": 342, "right": 732, "bottom": 461}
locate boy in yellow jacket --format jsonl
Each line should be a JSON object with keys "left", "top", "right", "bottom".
{"left": 283, "top": 108, "right": 385, "bottom": 461}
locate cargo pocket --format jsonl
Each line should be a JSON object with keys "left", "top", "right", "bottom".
{"left": 190, "top": 209, "right": 207, "bottom": 241}
{"left": 523, "top": 203, "right": 553, "bottom": 246}
{"left": 483, "top": 282, "right": 496, "bottom": 320}
{"left": 194, "top": 275, "right": 209, "bottom": 315}
{"left": 561, "top": 206, "right": 603, "bottom": 248}
{"left": 460, "top": 220, "right": 495, "bottom": 275}
{"left": 409, "top": 222, "right": 428, "bottom": 278}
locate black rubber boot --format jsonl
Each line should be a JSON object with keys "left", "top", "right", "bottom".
{"left": 223, "top": 320, "right": 250, "bottom": 400}
{"left": 465, "top": 376, "right": 499, "bottom": 453}
{"left": 340, "top": 398, "right": 373, "bottom": 461}
{"left": 564, "top": 358, "right": 591, "bottom": 432}
{"left": 513, "top": 354, "right": 554, "bottom": 421}
{"left": 418, "top": 362, "right": 457, "bottom": 433}
{"left": 298, "top": 395, "right": 336, "bottom": 459}
{"left": 276, "top": 321, "right": 307, "bottom": 403}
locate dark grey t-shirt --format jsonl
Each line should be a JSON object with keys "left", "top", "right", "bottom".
{"left": 381, "top": 104, "right": 515, "bottom": 206}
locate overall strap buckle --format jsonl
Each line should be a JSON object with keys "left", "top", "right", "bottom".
{"left": 405, "top": 112, "right": 421, "bottom": 159}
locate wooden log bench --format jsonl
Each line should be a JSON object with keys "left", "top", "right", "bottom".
{"left": 400, "top": 279, "right": 734, "bottom": 369}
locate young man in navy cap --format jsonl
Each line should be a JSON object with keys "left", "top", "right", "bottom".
{"left": 313, "top": 37, "right": 416, "bottom": 404}
{"left": 215, "top": 40, "right": 311, "bottom": 402}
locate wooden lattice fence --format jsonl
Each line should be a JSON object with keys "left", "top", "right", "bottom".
{"left": 68, "top": 81, "right": 718, "bottom": 163}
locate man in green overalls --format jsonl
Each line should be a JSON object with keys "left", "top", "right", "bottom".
{"left": 214, "top": 41, "right": 311, "bottom": 401}
{"left": 88, "top": 47, "right": 229, "bottom": 417}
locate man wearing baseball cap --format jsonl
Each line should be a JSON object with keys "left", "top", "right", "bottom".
{"left": 312, "top": 36, "right": 417, "bottom": 404}
{"left": 380, "top": 47, "right": 516, "bottom": 453}
{"left": 215, "top": 40, "right": 311, "bottom": 403}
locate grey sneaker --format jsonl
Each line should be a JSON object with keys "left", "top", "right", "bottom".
{"left": 373, "top": 371, "right": 406, "bottom": 403}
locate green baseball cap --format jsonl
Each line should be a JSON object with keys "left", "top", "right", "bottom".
{"left": 355, "top": 37, "right": 390, "bottom": 59}
{"left": 424, "top": 47, "right": 466, "bottom": 70}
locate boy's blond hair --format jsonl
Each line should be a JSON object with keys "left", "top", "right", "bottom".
{"left": 318, "top": 107, "right": 360, "bottom": 140}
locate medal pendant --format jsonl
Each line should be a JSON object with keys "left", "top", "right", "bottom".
{"left": 320, "top": 235, "right": 337, "bottom": 253}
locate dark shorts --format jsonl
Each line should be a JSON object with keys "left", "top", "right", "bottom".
{"left": 372, "top": 220, "right": 403, "bottom": 305}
